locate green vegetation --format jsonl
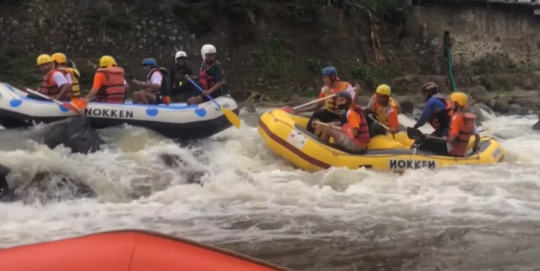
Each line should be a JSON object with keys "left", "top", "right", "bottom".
{"left": 170, "top": 0, "right": 409, "bottom": 35}
{"left": 350, "top": 64, "right": 401, "bottom": 90}
{"left": 0, "top": 0, "right": 23, "bottom": 6}
{"left": 0, "top": 47, "right": 42, "bottom": 87}
{"left": 257, "top": 35, "right": 298, "bottom": 79}
{"left": 306, "top": 58, "right": 323, "bottom": 75}
{"left": 81, "top": 1, "right": 134, "bottom": 31}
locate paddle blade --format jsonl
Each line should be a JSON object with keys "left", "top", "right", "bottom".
{"left": 71, "top": 99, "right": 88, "bottom": 109}
{"left": 62, "top": 103, "right": 82, "bottom": 115}
{"left": 281, "top": 107, "right": 293, "bottom": 113}
{"left": 221, "top": 108, "right": 241, "bottom": 128}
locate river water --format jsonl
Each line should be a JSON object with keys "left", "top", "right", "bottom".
{"left": 1, "top": 108, "right": 540, "bottom": 271}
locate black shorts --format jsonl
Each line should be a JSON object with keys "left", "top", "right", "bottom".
{"left": 150, "top": 94, "right": 162, "bottom": 105}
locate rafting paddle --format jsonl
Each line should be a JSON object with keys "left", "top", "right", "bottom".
{"left": 24, "top": 88, "right": 83, "bottom": 115}
{"left": 281, "top": 94, "right": 336, "bottom": 113}
{"left": 187, "top": 78, "right": 241, "bottom": 128}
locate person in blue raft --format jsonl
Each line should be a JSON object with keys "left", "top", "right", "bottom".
{"left": 132, "top": 58, "right": 171, "bottom": 105}
{"left": 412, "top": 82, "right": 453, "bottom": 137}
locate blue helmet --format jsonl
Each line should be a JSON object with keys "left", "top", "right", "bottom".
{"left": 142, "top": 58, "right": 157, "bottom": 66}
{"left": 322, "top": 66, "right": 337, "bottom": 76}
{"left": 336, "top": 91, "right": 352, "bottom": 100}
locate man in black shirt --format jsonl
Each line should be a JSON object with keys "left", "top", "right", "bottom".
{"left": 170, "top": 51, "right": 195, "bottom": 100}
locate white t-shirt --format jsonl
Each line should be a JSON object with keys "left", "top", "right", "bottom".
{"left": 148, "top": 71, "right": 162, "bottom": 86}
{"left": 64, "top": 72, "right": 72, "bottom": 84}
{"left": 51, "top": 71, "right": 68, "bottom": 87}
{"left": 320, "top": 83, "right": 355, "bottom": 99}
{"left": 124, "top": 79, "right": 128, "bottom": 85}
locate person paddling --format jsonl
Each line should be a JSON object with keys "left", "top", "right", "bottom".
{"left": 295, "top": 66, "right": 356, "bottom": 134}
{"left": 188, "top": 44, "right": 225, "bottom": 105}
{"left": 316, "top": 92, "right": 370, "bottom": 153}
{"left": 85, "top": 56, "right": 126, "bottom": 103}
{"left": 31, "top": 54, "right": 72, "bottom": 101}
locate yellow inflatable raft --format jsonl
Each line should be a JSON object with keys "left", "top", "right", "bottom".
{"left": 258, "top": 109, "right": 505, "bottom": 172}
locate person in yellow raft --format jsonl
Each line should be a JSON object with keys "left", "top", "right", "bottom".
{"left": 51, "top": 53, "right": 81, "bottom": 100}
{"left": 294, "top": 66, "right": 356, "bottom": 134}
{"left": 315, "top": 91, "right": 370, "bottom": 153}
{"left": 364, "top": 84, "right": 401, "bottom": 134}
{"left": 415, "top": 92, "right": 480, "bottom": 157}
{"left": 31, "top": 54, "right": 72, "bottom": 101}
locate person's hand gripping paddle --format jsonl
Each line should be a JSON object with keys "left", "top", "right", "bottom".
{"left": 24, "top": 88, "right": 86, "bottom": 115}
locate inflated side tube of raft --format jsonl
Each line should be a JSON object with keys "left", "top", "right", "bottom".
{"left": 258, "top": 109, "right": 505, "bottom": 172}
{"left": 0, "top": 82, "right": 240, "bottom": 139}
{"left": 0, "top": 230, "right": 293, "bottom": 271}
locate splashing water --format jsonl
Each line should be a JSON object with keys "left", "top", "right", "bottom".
{"left": 1, "top": 109, "right": 540, "bottom": 270}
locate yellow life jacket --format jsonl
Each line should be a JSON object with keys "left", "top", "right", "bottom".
{"left": 322, "top": 81, "right": 351, "bottom": 114}
{"left": 373, "top": 97, "right": 401, "bottom": 126}
{"left": 62, "top": 67, "right": 81, "bottom": 97}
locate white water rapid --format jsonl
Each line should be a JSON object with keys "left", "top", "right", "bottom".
{"left": 1, "top": 108, "right": 540, "bottom": 271}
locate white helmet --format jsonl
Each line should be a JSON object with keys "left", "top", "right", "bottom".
{"left": 175, "top": 51, "right": 187, "bottom": 63}
{"left": 200, "top": 44, "right": 217, "bottom": 59}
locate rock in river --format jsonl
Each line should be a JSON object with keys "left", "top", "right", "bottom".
{"left": 29, "top": 116, "right": 104, "bottom": 154}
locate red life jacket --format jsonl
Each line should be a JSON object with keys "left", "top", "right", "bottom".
{"left": 449, "top": 112, "right": 476, "bottom": 157}
{"left": 199, "top": 61, "right": 223, "bottom": 90}
{"left": 39, "top": 69, "right": 61, "bottom": 98}
{"left": 96, "top": 66, "right": 126, "bottom": 104}
{"left": 341, "top": 105, "right": 370, "bottom": 145}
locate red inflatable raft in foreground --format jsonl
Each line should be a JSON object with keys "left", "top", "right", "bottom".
{"left": 0, "top": 230, "right": 292, "bottom": 271}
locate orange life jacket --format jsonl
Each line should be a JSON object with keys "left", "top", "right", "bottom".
{"left": 429, "top": 94, "right": 453, "bottom": 130}
{"left": 39, "top": 69, "right": 68, "bottom": 100}
{"left": 341, "top": 105, "right": 370, "bottom": 146}
{"left": 322, "top": 82, "right": 351, "bottom": 114}
{"left": 96, "top": 66, "right": 126, "bottom": 104}
{"left": 448, "top": 112, "right": 476, "bottom": 157}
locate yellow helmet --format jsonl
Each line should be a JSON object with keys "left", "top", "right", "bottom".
{"left": 51, "top": 53, "right": 67, "bottom": 64}
{"left": 36, "top": 54, "right": 52, "bottom": 66}
{"left": 450, "top": 92, "right": 468, "bottom": 108}
{"left": 99, "top": 55, "right": 116, "bottom": 68}
{"left": 375, "top": 84, "right": 391, "bottom": 96}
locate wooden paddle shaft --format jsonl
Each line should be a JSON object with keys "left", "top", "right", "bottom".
{"left": 313, "top": 120, "right": 341, "bottom": 130}
{"left": 368, "top": 115, "right": 389, "bottom": 130}
{"left": 293, "top": 94, "right": 336, "bottom": 110}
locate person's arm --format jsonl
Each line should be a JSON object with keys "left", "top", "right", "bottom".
{"left": 414, "top": 98, "right": 438, "bottom": 129}
{"left": 472, "top": 122, "right": 480, "bottom": 152}
{"left": 85, "top": 73, "right": 104, "bottom": 100}
{"left": 386, "top": 106, "right": 400, "bottom": 134}
{"left": 52, "top": 72, "right": 71, "bottom": 100}
{"left": 347, "top": 111, "right": 361, "bottom": 137}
